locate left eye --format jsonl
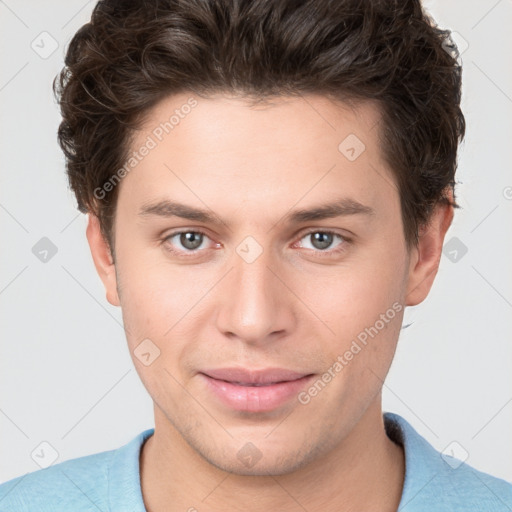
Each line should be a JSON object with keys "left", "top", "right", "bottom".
{"left": 297, "top": 231, "right": 345, "bottom": 252}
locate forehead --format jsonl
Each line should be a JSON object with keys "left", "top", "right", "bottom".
{"left": 135, "top": 92, "right": 383, "bottom": 154}
{"left": 118, "top": 92, "right": 399, "bottom": 226}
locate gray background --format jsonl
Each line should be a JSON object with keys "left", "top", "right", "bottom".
{"left": 1, "top": 0, "right": 511, "bottom": 484}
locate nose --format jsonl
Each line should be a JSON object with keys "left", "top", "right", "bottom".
{"left": 214, "top": 241, "right": 296, "bottom": 346}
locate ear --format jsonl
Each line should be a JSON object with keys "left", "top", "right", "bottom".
{"left": 85, "top": 214, "right": 120, "bottom": 307}
{"left": 405, "top": 192, "right": 454, "bottom": 306}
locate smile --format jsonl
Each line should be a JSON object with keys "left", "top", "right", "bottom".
{"left": 199, "top": 368, "right": 315, "bottom": 413}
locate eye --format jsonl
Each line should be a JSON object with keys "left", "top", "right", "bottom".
{"left": 162, "top": 228, "right": 349, "bottom": 259}
{"left": 296, "top": 230, "right": 348, "bottom": 256}
{"left": 163, "top": 230, "right": 212, "bottom": 256}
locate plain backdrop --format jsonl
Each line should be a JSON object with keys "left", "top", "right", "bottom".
{"left": 1, "top": 0, "right": 511, "bottom": 484}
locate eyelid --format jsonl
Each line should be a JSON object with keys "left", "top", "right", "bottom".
{"left": 297, "top": 227, "right": 350, "bottom": 241}
{"left": 293, "top": 228, "right": 350, "bottom": 256}
{"left": 162, "top": 228, "right": 217, "bottom": 256}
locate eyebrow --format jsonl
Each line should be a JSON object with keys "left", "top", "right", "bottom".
{"left": 138, "top": 197, "right": 375, "bottom": 226}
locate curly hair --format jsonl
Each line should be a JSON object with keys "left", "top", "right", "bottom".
{"left": 53, "top": 0, "right": 465, "bottom": 252}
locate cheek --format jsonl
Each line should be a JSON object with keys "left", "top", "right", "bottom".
{"left": 300, "top": 245, "right": 407, "bottom": 391}
{"left": 114, "top": 259, "right": 200, "bottom": 403}
{"left": 307, "top": 257, "right": 406, "bottom": 337}
{"left": 115, "top": 242, "right": 182, "bottom": 324}
{"left": 115, "top": 251, "right": 215, "bottom": 358}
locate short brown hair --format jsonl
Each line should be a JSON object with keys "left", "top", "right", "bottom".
{"left": 53, "top": 0, "right": 465, "bottom": 252}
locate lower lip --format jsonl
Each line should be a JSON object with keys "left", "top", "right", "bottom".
{"left": 200, "top": 374, "right": 314, "bottom": 413}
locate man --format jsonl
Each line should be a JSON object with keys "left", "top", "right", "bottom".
{"left": 1, "top": 0, "right": 510, "bottom": 510}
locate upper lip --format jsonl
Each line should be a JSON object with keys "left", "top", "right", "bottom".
{"left": 201, "top": 368, "right": 312, "bottom": 385}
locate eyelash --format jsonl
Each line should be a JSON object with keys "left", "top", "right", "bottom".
{"left": 162, "top": 228, "right": 350, "bottom": 259}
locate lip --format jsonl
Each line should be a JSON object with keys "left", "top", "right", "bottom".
{"left": 199, "top": 368, "right": 315, "bottom": 412}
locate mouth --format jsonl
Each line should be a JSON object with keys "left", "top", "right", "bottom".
{"left": 199, "top": 368, "right": 315, "bottom": 413}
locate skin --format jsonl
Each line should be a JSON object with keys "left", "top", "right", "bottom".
{"left": 86, "top": 92, "right": 453, "bottom": 512}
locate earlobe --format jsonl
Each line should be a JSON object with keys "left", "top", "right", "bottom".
{"left": 85, "top": 214, "right": 120, "bottom": 307}
{"left": 405, "top": 200, "right": 454, "bottom": 307}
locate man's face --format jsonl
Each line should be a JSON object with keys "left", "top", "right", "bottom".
{"left": 93, "top": 93, "right": 421, "bottom": 474}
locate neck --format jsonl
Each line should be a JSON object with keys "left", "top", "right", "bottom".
{"left": 140, "top": 397, "right": 404, "bottom": 512}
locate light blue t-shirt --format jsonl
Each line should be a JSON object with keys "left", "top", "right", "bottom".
{"left": 1, "top": 412, "right": 511, "bottom": 511}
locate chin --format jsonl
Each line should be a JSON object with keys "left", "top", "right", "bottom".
{"left": 194, "top": 437, "right": 322, "bottom": 477}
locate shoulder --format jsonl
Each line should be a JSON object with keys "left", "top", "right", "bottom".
{"left": 384, "top": 412, "right": 512, "bottom": 512}
{"left": 0, "top": 428, "right": 153, "bottom": 512}
{"left": 0, "top": 448, "right": 113, "bottom": 512}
